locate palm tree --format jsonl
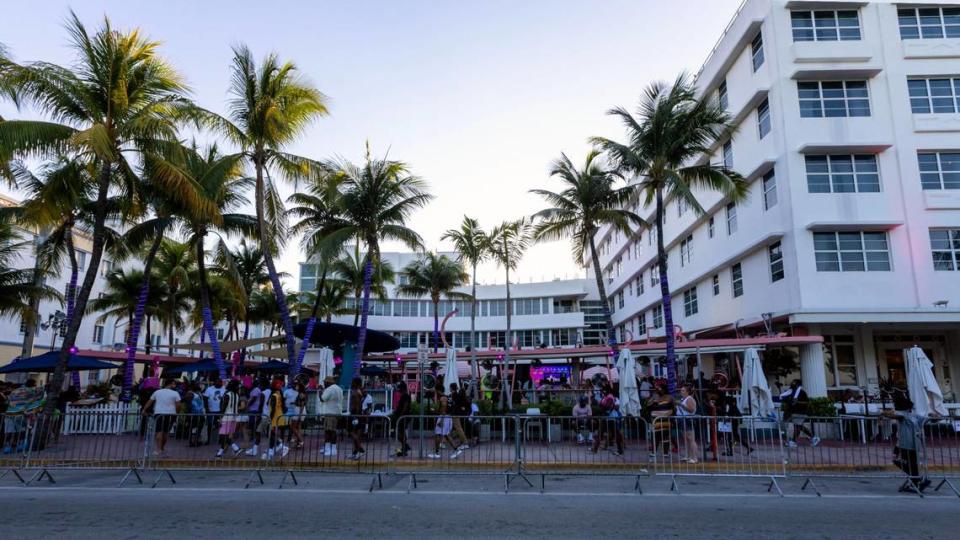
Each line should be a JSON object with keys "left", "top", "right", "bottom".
{"left": 287, "top": 172, "right": 346, "bottom": 372}
{"left": 317, "top": 148, "right": 432, "bottom": 382}
{"left": 486, "top": 218, "right": 533, "bottom": 406}
{"left": 396, "top": 252, "right": 470, "bottom": 353}
{"left": 531, "top": 150, "right": 644, "bottom": 354}
{"left": 0, "top": 215, "right": 59, "bottom": 324}
{"left": 0, "top": 14, "right": 195, "bottom": 404}
{"left": 216, "top": 238, "right": 271, "bottom": 360}
{"left": 331, "top": 247, "right": 394, "bottom": 327}
{"left": 296, "top": 279, "right": 352, "bottom": 323}
{"left": 591, "top": 73, "right": 748, "bottom": 394}
{"left": 191, "top": 45, "right": 329, "bottom": 373}
{"left": 88, "top": 268, "right": 165, "bottom": 339}
{"left": 152, "top": 239, "right": 194, "bottom": 355}
{"left": 441, "top": 216, "right": 489, "bottom": 394}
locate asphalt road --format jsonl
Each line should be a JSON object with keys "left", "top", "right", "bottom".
{"left": 0, "top": 476, "right": 955, "bottom": 539}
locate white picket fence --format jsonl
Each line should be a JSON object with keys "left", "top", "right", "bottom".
{"left": 62, "top": 402, "right": 141, "bottom": 435}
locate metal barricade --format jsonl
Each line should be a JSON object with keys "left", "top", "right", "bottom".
{"left": 0, "top": 412, "right": 34, "bottom": 484}
{"left": 391, "top": 415, "right": 520, "bottom": 491}
{"left": 782, "top": 415, "right": 911, "bottom": 493}
{"left": 518, "top": 414, "right": 649, "bottom": 492}
{"left": 650, "top": 415, "right": 785, "bottom": 494}
{"left": 922, "top": 417, "right": 960, "bottom": 497}
{"left": 21, "top": 410, "right": 146, "bottom": 485}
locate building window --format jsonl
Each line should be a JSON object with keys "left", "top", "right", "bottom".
{"left": 636, "top": 313, "right": 646, "bottom": 336}
{"left": 813, "top": 231, "right": 891, "bottom": 272}
{"left": 101, "top": 259, "right": 115, "bottom": 277}
{"left": 650, "top": 265, "right": 660, "bottom": 287}
{"left": 677, "top": 197, "right": 688, "bottom": 217}
{"left": 636, "top": 275, "right": 644, "bottom": 295}
{"left": 708, "top": 216, "right": 715, "bottom": 239}
{"left": 19, "top": 319, "right": 27, "bottom": 334}
{"left": 824, "top": 335, "right": 858, "bottom": 387}
{"left": 805, "top": 154, "right": 880, "bottom": 193}
{"left": 722, "top": 140, "right": 733, "bottom": 169}
{"left": 731, "top": 263, "right": 744, "bottom": 298}
{"left": 757, "top": 98, "right": 771, "bottom": 139}
{"left": 679, "top": 235, "right": 693, "bottom": 266}
{"left": 725, "top": 202, "right": 737, "bottom": 235}
{"left": 216, "top": 328, "right": 225, "bottom": 340}
{"left": 683, "top": 287, "right": 698, "bottom": 317}
{"left": 791, "top": 9, "right": 861, "bottom": 42}
{"left": 652, "top": 304, "right": 663, "bottom": 329}
{"left": 712, "top": 274, "right": 720, "bottom": 295}
{"left": 918, "top": 151, "right": 960, "bottom": 190}
{"left": 798, "top": 80, "right": 870, "bottom": 118}
{"left": 515, "top": 298, "right": 543, "bottom": 316}
{"left": 930, "top": 229, "right": 960, "bottom": 271}
{"left": 751, "top": 31, "right": 764, "bottom": 72}
{"left": 93, "top": 324, "right": 104, "bottom": 344}
{"left": 898, "top": 6, "right": 960, "bottom": 40}
{"left": 718, "top": 79, "right": 728, "bottom": 109}
{"left": 762, "top": 169, "right": 778, "bottom": 209}
{"left": 76, "top": 250, "right": 87, "bottom": 271}
{"left": 908, "top": 77, "right": 960, "bottom": 114}
{"left": 617, "top": 291, "right": 625, "bottom": 309}
{"left": 769, "top": 242, "right": 784, "bottom": 282}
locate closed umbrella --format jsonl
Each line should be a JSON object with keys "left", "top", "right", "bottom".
{"left": 443, "top": 348, "right": 459, "bottom": 395}
{"left": 905, "top": 346, "right": 947, "bottom": 417}
{"left": 307, "top": 347, "right": 335, "bottom": 381}
{"left": 737, "top": 347, "right": 774, "bottom": 417}
{"left": 616, "top": 349, "right": 641, "bottom": 417}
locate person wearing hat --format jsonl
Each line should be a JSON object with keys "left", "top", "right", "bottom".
{"left": 318, "top": 375, "right": 343, "bottom": 457}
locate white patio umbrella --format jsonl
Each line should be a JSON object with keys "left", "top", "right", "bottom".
{"left": 904, "top": 346, "right": 947, "bottom": 417}
{"left": 616, "top": 349, "right": 641, "bottom": 417}
{"left": 737, "top": 347, "right": 774, "bottom": 417}
{"left": 443, "top": 348, "right": 460, "bottom": 395}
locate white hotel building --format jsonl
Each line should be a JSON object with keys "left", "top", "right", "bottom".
{"left": 593, "top": 0, "right": 960, "bottom": 399}
{"left": 299, "top": 251, "right": 605, "bottom": 352}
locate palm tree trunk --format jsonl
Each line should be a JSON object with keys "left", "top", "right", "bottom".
{"left": 254, "top": 159, "right": 298, "bottom": 370}
{"left": 20, "top": 232, "right": 47, "bottom": 361}
{"left": 294, "top": 267, "right": 327, "bottom": 375}
{"left": 145, "top": 315, "right": 152, "bottom": 354}
{"left": 195, "top": 233, "right": 226, "bottom": 379}
{"left": 353, "top": 294, "right": 360, "bottom": 327}
{"left": 168, "top": 314, "right": 175, "bottom": 357}
{"left": 48, "top": 162, "right": 112, "bottom": 413}
{"left": 352, "top": 249, "right": 376, "bottom": 383}
{"left": 503, "top": 257, "right": 513, "bottom": 409}
{"left": 432, "top": 300, "right": 440, "bottom": 353}
{"left": 469, "top": 263, "right": 478, "bottom": 399}
{"left": 64, "top": 225, "right": 81, "bottom": 390}
{"left": 655, "top": 189, "right": 677, "bottom": 395}
{"left": 121, "top": 233, "right": 163, "bottom": 401}
{"left": 588, "top": 235, "right": 618, "bottom": 353}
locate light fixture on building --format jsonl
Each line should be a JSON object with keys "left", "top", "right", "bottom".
{"left": 933, "top": 300, "right": 949, "bottom": 308}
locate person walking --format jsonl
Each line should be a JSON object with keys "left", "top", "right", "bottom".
{"left": 449, "top": 383, "right": 470, "bottom": 449}
{"left": 884, "top": 389, "right": 932, "bottom": 493}
{"left": 677, "top": 384, "right": 699, "bottom": 464}
{"left": 428, "top": 383, "right": 464, "bottom": 460}
{"left": 781, "top": 379, "right": 820, "bottom": 448}
{"left": 392, "top": 381, "right": 412, "bottom": 457}
{"left": 145, "top": 379, "right": 181, "bottom": 456}
{"left": 216, "top": 379, "right": 243, "bottom": 458}
{"left": 348, "top": 378, "right": 367, "bottom": 460}
{"left": 319, "top": 375, "right": 343, "bottom": 457}
{"left": 717, "top": 391, "right": 753, "bottom": 456}
{"left": 203, "top": 379, "right": 226, "bottom": 445}
{"left": 284, "top": 381, "right": 306, "bottom": 449}
{"left": 244, "top": 379, "right": 269, "bottom": 457}
{"left": 591, "top": 388, "right": 624, "bottom": 456}
{"left": 262, "top": 378, "right": 290, "bottom": 460}
{"left": 186, "top": 383, "right": 206, "bottom": 447}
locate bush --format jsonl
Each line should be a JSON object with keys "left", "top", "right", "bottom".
{"left": 808, "top": 397, "right": 838, "bottom": 418}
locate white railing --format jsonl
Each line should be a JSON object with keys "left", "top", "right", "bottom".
{"left": 62, "top": 402, "right": 140, "bottom": 435}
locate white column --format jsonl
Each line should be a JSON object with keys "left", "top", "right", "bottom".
{"left": 800, "top": 343, "right": 828, "bottom": 398}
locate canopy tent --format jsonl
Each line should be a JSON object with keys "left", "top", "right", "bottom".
{"left": 162, "top": 359, "right": 222, "bottom": 377}
{"left": 360, "top": 364, "right": 388, "bottom": 377}
{"left": 581, "top": 365, "right": 618, "bottom": 383}
{"left": 443, "top": 348, "right": 459, "bottom": 395}
{"left": 157, "top": 335, "right": 282, "bottom": 354}
{"left": 250, "top": 360, "right": 316, "bottom": 377}
{"left": 737, "top": 347, "right": 774, "bottom": 417}
{"left": 905, "top": 346, "right": 947, "bottom": 417}
{"left": 616, "top": 349, "right": 641, "bottom": 417}
{"left": 0, "top": 351, "right": 120, "bottom": 374}
{"left": 293, "top": 321, "right": 400, "bottom": 352}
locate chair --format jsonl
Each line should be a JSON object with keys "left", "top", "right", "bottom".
{"left": 524, "top": 408, "right": 546, "bottom": 442}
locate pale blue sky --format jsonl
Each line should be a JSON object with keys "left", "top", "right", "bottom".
{"left": 1, "top": 0, "right": 740, "bottom": 286}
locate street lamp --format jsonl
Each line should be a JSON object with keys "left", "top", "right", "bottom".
{"left": 40, "top": 310, "right": 67, "bottom": 350}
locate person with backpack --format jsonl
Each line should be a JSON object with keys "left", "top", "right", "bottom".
{"left": 781, "top": 379, "right": 820, "bottom": 448}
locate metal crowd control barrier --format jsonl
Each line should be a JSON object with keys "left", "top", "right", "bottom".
{"left": 391, "top": 415, "right": 522, "bottom": 492}
{"left": 517, "top": 415, "right": 649, "bottom": 492}
{"left": 650, "top": 415, "right": 786, "bottom": 494}
{"left": 0, "top": 413, "right": 34, "bottom": 484}
{"left": 781, "top": 415, "right": 911, "bottom": 495}
{"left": 923, "top": 417, "right": 960, "bottom": 498}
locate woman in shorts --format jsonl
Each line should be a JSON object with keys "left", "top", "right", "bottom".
{"left": 216, "top": 380, "right": 243, "bottom": 458}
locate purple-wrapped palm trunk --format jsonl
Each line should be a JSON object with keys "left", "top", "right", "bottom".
{"left": 202, "top": 307, "right": 227, "bottom": 380}
{"left": 67, "top": 263, "right": 80, "bottom": 390}
{"left": 120, "top": 282, "right": 150, "bottom": 402}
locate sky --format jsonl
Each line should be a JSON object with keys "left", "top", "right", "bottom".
{"left": 0, "top": 0, "right": 741, "bottom": 287}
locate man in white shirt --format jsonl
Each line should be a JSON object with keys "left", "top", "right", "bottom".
{"left": 145, "top": 379, "right": 181, "bottom": 454}
{"left": 318, "top": 376, "right": 343, "bottom": 456}
{"left": 203, "top": 379, "right": 226, "bottom": 445}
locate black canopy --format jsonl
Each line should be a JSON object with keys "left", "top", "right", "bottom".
{"left": 293, "top": 321, "right": 400, "bottom": 353}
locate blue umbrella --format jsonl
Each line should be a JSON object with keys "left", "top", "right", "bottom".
{"left": 0, "top": 351, "right": 120, "bottom": 373}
